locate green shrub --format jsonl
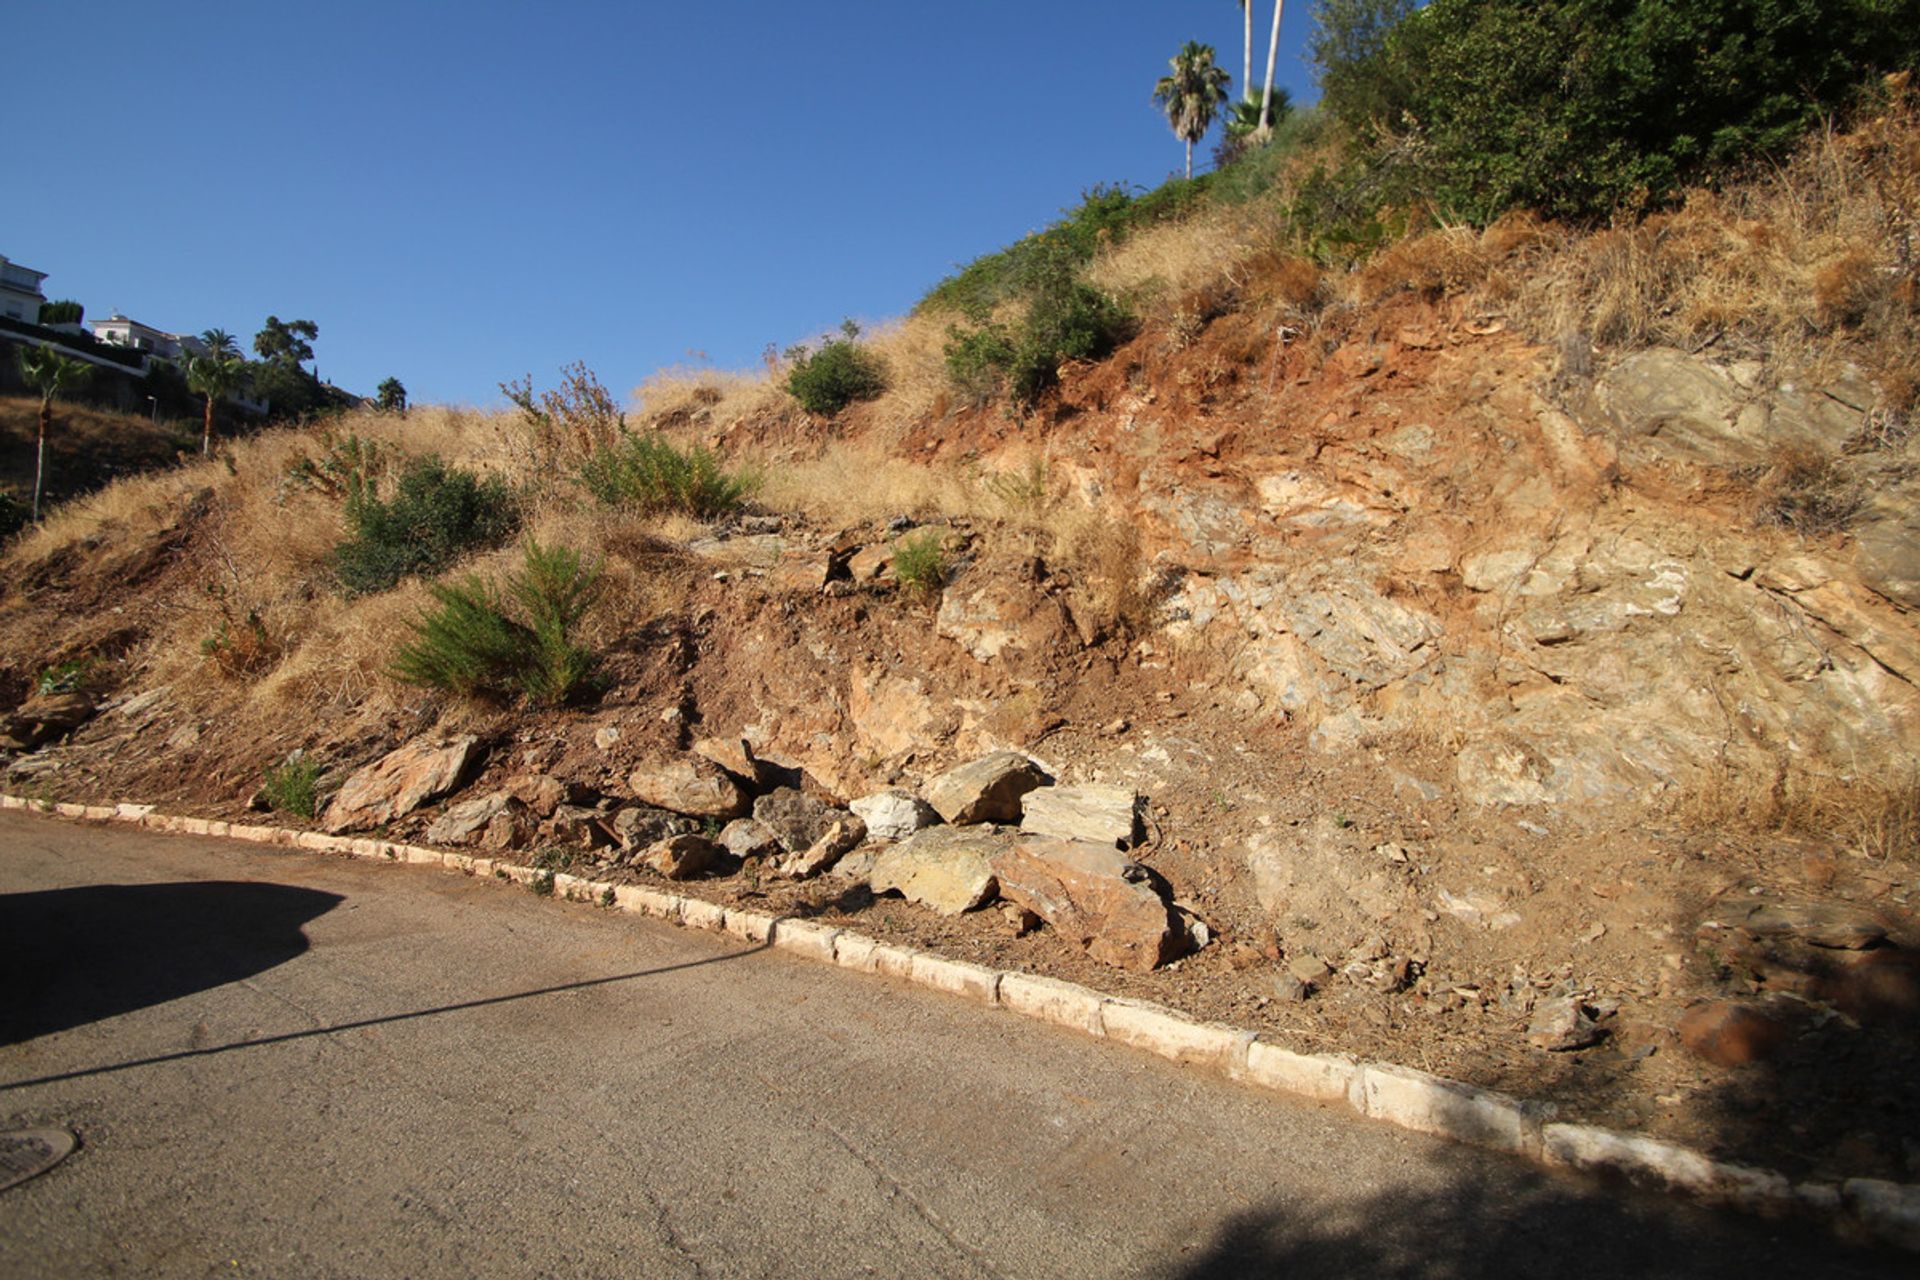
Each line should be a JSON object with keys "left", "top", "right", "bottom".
{"left": 333, "top": 456, "right": 518, "bottom": 596}
{"left": 390, "top": 540, "right": 603, "bottom": 706}
{"left": 34, "top": 656, "right": 102, "bottom": 695}
{"left": 892, "top": 532, "right": 947, "bottom": 598}
{"left": 261, "top": 755, "right": 322, "bottom": 819}
{"left": 577, "top": 431, "right": 758, "bottom": 517}
{"left": 786, "top": 336, "right": 887, "bottom": 415}
{"left": 943, "top": 324, "right": 1019, "bottom": 406}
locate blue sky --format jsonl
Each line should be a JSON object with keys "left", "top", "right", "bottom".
{"left": 12, "top": 3, "right": 1318, "bottom": 407}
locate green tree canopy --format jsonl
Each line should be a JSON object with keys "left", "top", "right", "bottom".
{"left": 254, "top": 316, "right": 318, "bottom": 367}
{"left": 376, "top": 377, "right": 408, "bottom": 413}
{"left": 1154, "top": 41, "right": 1233, "bottom": 180}
{"left": 184, "top": 351, "right": 249, "bottom": 456}
{"left": 18, "top": 345, "right": 91, "bottom": 521}
{"left": 39, "top": 300, "right": 83, "bottom": 326}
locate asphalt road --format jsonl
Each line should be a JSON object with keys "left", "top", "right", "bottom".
{"left": 0, "top": 809, "right": 1907, "bottom": 1279}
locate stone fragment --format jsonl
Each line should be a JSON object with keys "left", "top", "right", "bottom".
{"left": 988, "top": 837, "right": 1177, "bottom": 972}
{"left": 611, "top": 804, "right": 698, "bottom": 851}
{"left": 547, "top": 804, "right": 613, "bottom": 848}
{"left": 505, "top": 774, "right": 583, "bottom": 818}
{"left": 868, "top": 826, "right": 1005, "bottom": 915}
{"left": 827, "top": 844, "right": 880, "bottom": 886}
{"left": 776, "top": 816, "right": 867, "bottom": 879}
{"left": 1287, "top": 954, "right": 1333, "bottom": 986}
{"left": 1677, "top": 1000, "right": 1789, "bottom": 1067}
{"left": 1018, "top": 784, "right": 1141, "bottom": 848}
{"left": 593, "top": 725, "right": 621, "bottom": 752}
{"left": 1527, "top": 997, "right": 1605, "bottom": 1052}
{"left": 1737, "top": 899, "right": 1888, "bottom": 950}
{"left": 717, "top": 817, "right": 781, "bottom": 859}
{"left": 924, "top": 751, "right": 1052, "bottom": 825}
{"left": 323, "top": 735, "right": 480, "bottom": 833}
{"left": 642, "top": 834, "right": 722, "bottom": 880}
{"left": 1269, "top": 973, "right": 1310, "bottom": 1002}
{"left": 626, "top": 755, "right": 749, "bottom": 820}
{"left": 0, "top": 691, "right": 95, "bottom": 751}
{"left": 752, "top": 787, "right": 839, "bottom": 852}
{"left": 849, "top": 789, "right": 940, "bottom": 841}
{"left": 425, "top": 791, "right": 521, "bottom": 846}
{"left": 1003, "top": 904, "right": 1042, "bottom": 936}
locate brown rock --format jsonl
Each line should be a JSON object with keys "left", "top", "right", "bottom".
{"left": 642, "top": 834, "right": 721, "bottom": 880}
{"left": 988, "top": 837, "right": 1177, "bottom": 972}
{"left": 1527, "top": 997, "right": 1605, "bottom": 1052}
{"left": 1019, "top": 784, "right": 1141, "bottom": 848}
{"left": 506, "top": 774, "right": 585, "bottom": 818}
{"left": 691, "top": 735, "right": 774, "bottom": 788}
{"left": 626, "top": 755, "right": 748, "bottom": 820}
{"left": 1813, "top": 948, "right": 1920, "bottom": 1023}
{"left": 1677, "top": 1000, "right": 1789, "bottom": 1067}
{"left": 323, "top": 735, "right": 480, "bottom": 834}
{"left": 1739, "top": 899, "right": 1889, "bottom": 950}
{"left": 924, "top": 751, "right": 1052, "bottom": 825}
{"left": 425, "top": 791, "right": 522, "bottom": 846}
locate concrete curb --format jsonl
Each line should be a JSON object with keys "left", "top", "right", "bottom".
{"left": 6, "top": 791, "right": 1918, "bottom": 1253}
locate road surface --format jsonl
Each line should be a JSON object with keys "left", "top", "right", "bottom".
{"left": 0, "top": 810, "right": 1905, "bottom": 1278}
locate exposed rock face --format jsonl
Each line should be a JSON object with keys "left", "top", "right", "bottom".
{"left": 752, "top": 788, "right": 842, "bottom": 853}
{"left": 935, "top": 555, "right": 1074, "bottom": 664}
{"left": 1243, "top": 815, "right": 1418, "bottom": 959}
{"left": 641, "top": 834, "right": 722, "bottom": 880}
{"left": 505, "top": 774, "right": 584, "bottom": 819}
{"left": 924, "top": 752, "right": 1052, "bottom": 825}
{"left": 1019, "top": 785, "right": 1141, "bottom": 848}
{"left": 989, "top": 838, "right": 1177, "bottom": 972}
{"left": 626, "top": 756, "right": 749, "bottom": 820}
{"left": 0, "top": 692, "right": 96, "bottom": 751}
{"left": 849, "top": 789, "right": 939, "bottom": 841}
{"left": 869, "top": 826, "right": 1005, "bottom": 915}
{"left": 323, "top": 736, "right": 480, "bottom": 833}
{"left": 776, "top": 816, "right": 867, "bottom": 879}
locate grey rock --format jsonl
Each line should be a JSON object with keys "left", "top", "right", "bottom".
{"left": 849, "top": 789, "right": 940, "bottom": 841}
{"left": 752, "top": 788, "right": 842, "bottom": 853}
{"left": 717, "top": 817, "right": 781, "bottom": 859}
{"left": 626, "top": 755, "right": 749, "bottom": 820}
{"left": 1019, "top": 784, "right": 1141, "bottom": 848}
{"left": 869, "top": 826, "right": 1006, "bottom": 915}
{"left": 776, "top": 816, "right": 868, "bottom": 880}
{"left": 924, "top": 751, "right": 1052, "bottom": 825}
{"left": 548, "top": 804, "right": 614, "bottom": 849}
{"left": 426, "top": 791, "right": 519, "bottom": 846}
{"left": 827, "top": 844, "right": 881, "bottom": 887}
{"left": 612, "top": 804, "right": 699, "bottom": 851}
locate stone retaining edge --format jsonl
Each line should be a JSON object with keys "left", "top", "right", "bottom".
{"left": 6, "top": 791, "right": 1916, "bottom": 1253}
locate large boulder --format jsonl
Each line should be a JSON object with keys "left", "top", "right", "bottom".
{"left": 626, "top": 755, "right": 749, "bottom": 820}
{"left": 641, "top": 834, "right": 722, "bottom": 881}
{"left": 425, "top": 790, "right": 527, "bottom": 847}
{"left": 717, "top": 817, "right": 782, "bottom": 859}
{"left": 610, "top": 803, "right": 699, "bottom": 851}
{"left": 849, "top": 789, "right": 940, "bottom": 841}
{"left": 1019, "top": 785, "right": 1141, "bottom": 848}
{"left": 323, "top": 735, "right": 480, "bottom": 833}
{"left": 924, "top": 751, "right": 1052, "bottom": 825}
{"left": 868, "top": 826, "right": 1006, "bottom": 915}
{"left": 989, "top": 838, "right": 1177, "bottom": 972}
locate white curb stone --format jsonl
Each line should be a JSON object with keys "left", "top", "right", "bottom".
{"left": 402, "top": 845, "right": 444, "bottom": 866}
{"left": 54, "top": 802, "right": 88, "bottom": 819}
{"left": 1099, "top": 998, "right": 1245, "bottom": 1070}
{"left": 83, "top": 805, "right": 116, "bottom": 821}
{"left": 1843, "top": 1179, "right": 1920, "bottom": 1251}
{"left": 1543, "top": 1123, "right": 1792, "bottom": 1208}
{"left": 907, "top": 953, "right": 1000, "bottom": 1005}
{"left": 769, "top": 918, "right": 842, "bottom": 963}
{"left": 679, "top": 897, "right": 726, "bottom": 932}
{"left": 724, "top": 908, "right": 776, "bottom": 944}
{"left": 832, "top": 932, "right": 882, "bottom": 972}
{"left": 1358, "top": 1062, "right": 1539, "bottom": 1156}
{"left": 869, "top": 942, "right": 921, "bottom": 981}
{"left": 996, "top": 972, "right": 1106, "bottom": 1035}
{"left": 1244, "top": 1040, "right": 1359, "bottom": 1106}
{"left": 613, "top": 885, "right": 681, "bottom": 919}
{"left": 114, "top": 803, "right": 154, "bottom": 820}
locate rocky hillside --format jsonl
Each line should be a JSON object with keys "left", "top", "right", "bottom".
{"left": 2, "top": 100, "right": 1916, "bottom": 1184}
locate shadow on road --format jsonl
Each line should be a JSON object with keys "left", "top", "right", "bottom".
{"left": 0, "top": 879, "right": 342, "bottom": 1046}
{"left": 1168, "top": 1147, "right": 1908, "bottom": 1280}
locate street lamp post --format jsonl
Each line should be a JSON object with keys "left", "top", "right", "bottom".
{"left": 146, "top": 396, "right": 158, "bottom": 425}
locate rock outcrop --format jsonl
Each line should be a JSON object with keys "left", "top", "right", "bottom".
{"left": 324, "top": 736, "right": 480, "bottom": 834}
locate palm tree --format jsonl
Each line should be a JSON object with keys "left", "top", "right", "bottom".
{"left": 1259, "top": 2, "right": 1287, "bottom": 133}
{"left": 1154, "top": 41, "right": 1232, "bottom": 180}
{"left": 184, "top": 351, "right": 248, "bottom": 457}
{"left": 17, "top": 345, "right": 91, "bottom": 523}
{"left": 1238, "top": 1, "right": 1254, "bottom": 103}
{"left": 200, "top": 328, "right": 240, "bottom": 357}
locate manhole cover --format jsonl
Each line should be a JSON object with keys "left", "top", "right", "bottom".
{"left": 0, "top": 1128, "right": 77, "bottom": 1192}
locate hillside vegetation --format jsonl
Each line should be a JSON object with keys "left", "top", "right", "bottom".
{"left": 3, "top": 6, "right": 1919, "bottom": 1185}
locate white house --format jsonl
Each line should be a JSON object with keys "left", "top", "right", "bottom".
{"left": 91, "top": 313, "right": 209, "bottom": 361}
{"left": 0, "top": 254, "right": 47, "bottom": 324}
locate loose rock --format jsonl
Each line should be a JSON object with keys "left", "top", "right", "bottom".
{"left": 776, "top": 816, "right": 868, "bottom": 879}
{"left": 642, "top": 834, "right": 722, "bottom": 880}
{"left": 1528, "top": 997, "right": 1605, "bottom": 1051}
{"left": 869, "top": 826, "right": 1006, "bottom": 915}
{"left": 0, "top": 691, "right": 95, "bottom": 751}
{"left": 626, "top": 756, "right": 749, "bottom": 820}
{"left": 753, "top": 788, "right": 842, "bottom": 853}
{"left": 1018, "top": 784, "right": 1141, "bottom": 848}
{"left": 1677, "top": 1000, "right": 1789, "bottom": 1067}
{"left": 612, "top": 804, "right": 698, "bottom": 851}
{"left": 717, "top": 817, "right": 781, "bottom": 859}
{"left": 924, "top": 751, "right": 1052, "bottom": 825}
{"left": 323, "top": 735, "right": 480, "bottom": 834}
{"left": 426, "top": 791, "right": 521, "bottom": 846}
{"left": 849, "top": 789, "right": 940, "bottom": 841}
{"left": 989, "top": 837, "right": 1177, "bottom": 971}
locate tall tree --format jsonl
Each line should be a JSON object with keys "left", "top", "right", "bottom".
{"left": 1260, "top": 1, "right": 1287, "bottom": 132}
{"left": 17, "top": 346, "right": 90, "bottom": 522}
{"left": 1154, "top": 41, "right": 1232, "bottom": 180}
{"left": 184, "top": 351, "right": 248, "bottom": 457}
{"left": 200, "top": 328, "right": 240, "bottom": 357}
{"left": 254, "top": 316, "right": 318, "bottom": 368}
{"left": 376, "top": 377, "right": 408, "bottom": 415}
